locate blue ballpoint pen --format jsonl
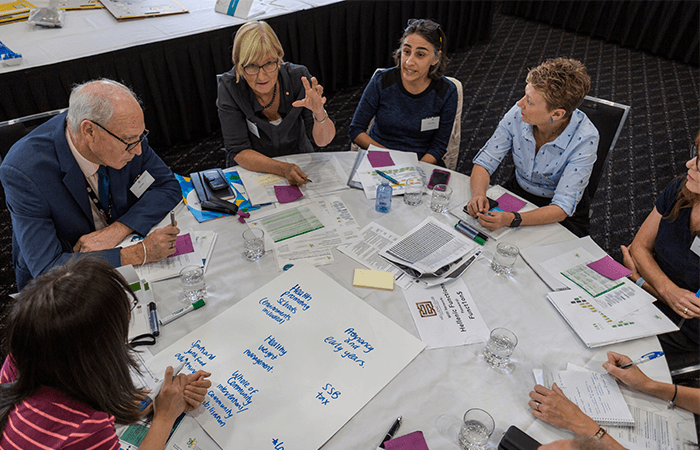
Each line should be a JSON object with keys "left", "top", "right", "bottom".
{"left": 619, "top": 351, "right": 664, "bottom": 369}
{"left": 375, "top": 170, "right": 401, "bottom": 185}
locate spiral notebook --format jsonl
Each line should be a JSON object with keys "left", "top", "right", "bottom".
{"left": 534, "top": 368, "right": 634, "bottom": 425}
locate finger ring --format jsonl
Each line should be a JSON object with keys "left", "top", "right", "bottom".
{"left": 171, "top": 242, "right": 175, "bottom": 249}
{"left": 535, "top": 402, "right": 540, "bottom": 412}
{"left": 684, "top": 307, "right": 689, "bottom": 315}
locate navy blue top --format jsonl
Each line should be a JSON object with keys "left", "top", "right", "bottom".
{"left": 348, "top": 67, "right": 458, "bottom": 161}
{"left": 654, "top": 177, "right": 699, "bottom": 343}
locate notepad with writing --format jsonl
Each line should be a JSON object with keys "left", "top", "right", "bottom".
{"left": 353, "top": 269, "right": 394, "bottom": 290}
{"left": 537, "top": 368, "right": 634, "bottom": 426}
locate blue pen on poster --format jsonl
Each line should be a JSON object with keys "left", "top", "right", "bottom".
{"left": 138, "top": 359, "right": 187, "bottom": 410}
{"left": 148, "top": 302, "right": 160, "bottom": 337}
{"left": 377, "top": 416, "right": 402, "bottom": 449}
{"left": 375, "top": 170, "right": 401, "bottom": 185}
{"left": 619, "top": 351, "right": 664, "bottom": 369}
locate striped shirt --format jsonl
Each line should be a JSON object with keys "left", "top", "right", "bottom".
{"left": 0, "top": 358, "right": 119, "bottom": 450}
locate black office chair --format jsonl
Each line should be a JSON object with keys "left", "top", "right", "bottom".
{"left": 578, "top": 95, "right": 630, "bottom": 201}
{"left": 0, "top": 108, "right": 67, "bottom": 163}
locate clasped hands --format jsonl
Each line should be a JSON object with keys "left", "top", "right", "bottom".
{"left": 143, "top": 368, "right": 212, "bottom": 421}
{"left": 466, "top": 194, "right": 513, "bottom": 231}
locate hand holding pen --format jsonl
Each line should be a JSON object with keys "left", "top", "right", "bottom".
{"left": 602, "top": 351, "right": 656, "bottom": 392}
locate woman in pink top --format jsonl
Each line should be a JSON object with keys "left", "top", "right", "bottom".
{"left": 0, "top": 258, "right": 211, "bottom": 449}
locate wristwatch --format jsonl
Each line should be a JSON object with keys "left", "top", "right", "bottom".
{"left": 509, "top": 212, "right": 522, "bottom": 228}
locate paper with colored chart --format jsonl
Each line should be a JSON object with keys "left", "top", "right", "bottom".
{"left": 146, "top": 264, "right": 426, "bottom": 449}
{"left": 545, "top": 289, "right": 677, "bottom": 348}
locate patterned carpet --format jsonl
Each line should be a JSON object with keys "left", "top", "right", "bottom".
{"left": 0, "top": 10, "right": 698, "bottom": 299}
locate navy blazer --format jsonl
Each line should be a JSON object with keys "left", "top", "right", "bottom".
{"left": 0, "top": 112, "right": 181, "bottom": 290}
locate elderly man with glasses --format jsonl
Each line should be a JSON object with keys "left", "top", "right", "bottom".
{"left": 0, "top": 79, "right": 181, "bottom": 290}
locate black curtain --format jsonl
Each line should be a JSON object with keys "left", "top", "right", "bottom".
{"left": 501, "top": 0, "right": 699, "bottom": 67}
{"left": 0, "top": 1, "right": 493, "bottom": 148}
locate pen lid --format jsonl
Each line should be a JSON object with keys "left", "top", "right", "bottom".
{"left": 192, "top": 299, "right": 206, "bottom": 309}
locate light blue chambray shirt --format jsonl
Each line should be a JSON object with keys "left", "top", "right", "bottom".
{"left": 473, "top": 104, "right": 599, "bottom": 216}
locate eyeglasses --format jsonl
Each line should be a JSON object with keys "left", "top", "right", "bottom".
{"left": 690, "top": 145, "right": 698, "bottom": 160}
{"left": 243, "top": 60, "right": 279, "bottom": 76}
{"left": 91, "top": 120, "right": 148, "bottom": 152}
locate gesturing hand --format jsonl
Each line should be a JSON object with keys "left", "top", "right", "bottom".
{"left": 292, "top": 76, "right": 327, "bottom": 120}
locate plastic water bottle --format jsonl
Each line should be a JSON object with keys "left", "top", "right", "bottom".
{"left": 375, "top": 179, "right": 392, "bottom": 213}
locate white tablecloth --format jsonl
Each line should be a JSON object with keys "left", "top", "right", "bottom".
{"left": 0, "top": 0, "right": 340, "bottom": 74}
{"left": 148, "top": 152, "right": 695, "bottom": 448}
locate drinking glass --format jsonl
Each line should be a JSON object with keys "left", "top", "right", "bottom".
{"left": 430, "top": 184, "right": 452, "bottom": 213}
{"left": 180, "top": 265, "right": 206, "bottom": 303}
{"left": 458, "top": 408, "right": 495, "bottom": 450}
{"left": 482, "top": 327, "right": 518, "bottom": 369}
{"left": 403, "top": 180, "right": 423, "bottom": 206}
{"left": 243, "top": 228, "right": 265, "bottom": 261}
{"left": 490, "top": 242, "right": 519, "bottom": 275}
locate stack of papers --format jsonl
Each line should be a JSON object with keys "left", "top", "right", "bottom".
{"left": 238, "top": 153, "right": 349, "bottom": 205}
{"left": 379, "top": 217, "right": 479, "bottom": 287}
{"left": 546, "top": 289, "right": 677, "bottom": 348}
{"left": 522, "top": 236, "right": 678, "bottom": 347}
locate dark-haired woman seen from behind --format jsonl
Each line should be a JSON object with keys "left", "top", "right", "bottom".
{"left": 0, "top": 258, "right": 211, "bottom": 449}
{"left": 349, "top": 18, "right": 458, "bottom": 165}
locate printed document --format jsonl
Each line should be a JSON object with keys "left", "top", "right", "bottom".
{"left": 379, "top": 217, "right": 478, "bottom": 276}
{"left": 238, "top": 153, "right": 349, "bottom": 205}
{"left": 337, "top": 222, "right": 416, "bottom": 290}
{"left": 546, "top": 289, "right": 677, "bottom": 347}
{"left": 403, "top": 278, "right": 489, "bottom": 349}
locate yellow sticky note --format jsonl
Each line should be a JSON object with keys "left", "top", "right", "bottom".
{"left": 352, "top": 269, "right": 394, "bottom": 291}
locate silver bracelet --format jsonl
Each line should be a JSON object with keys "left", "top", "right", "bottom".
{"left": 140, "top": 240, "right": 147, "bottom": 266}
{"left": 313, "top": 109, "right": 328, "bottom": 124}
{"left": 635, "top": 277, "right": 645, "bottom": 287}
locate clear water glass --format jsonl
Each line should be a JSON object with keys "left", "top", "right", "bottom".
{"left": 430, "top": 184, "right": 452, "bottom": 213}
{"left": 403, "top": 180, "right": 423, "bottom": 206}
{"left": 483, "top": 327, "right": 518, "bottom": 369}
{"left": 180, "top": 265, "right": 206, "bottom": 303}
{"left": 243, "top": 228, "right": 265, "bottom": 261}
{"left": 458, "top": 408, "right": 494, "bottom": 450}
{"left": 490, "top": 242, "right": 519, "bottom": 275}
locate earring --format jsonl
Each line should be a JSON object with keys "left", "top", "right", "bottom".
{"left": 550, "top": 117, "right": 553, "bottom": 124}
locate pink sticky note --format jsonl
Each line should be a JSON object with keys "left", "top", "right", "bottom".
{"left": 385, "top": 431, "right": 430, "bottom": 450}
{"left": 496, "top": 192, "right": 527, "bottom": 212}
{"left": 587, "top": 255, "right": 632, "bottom": 280}
{"left": 169, "top": 233, "right": 195, "bottom": 257}
{"left": 367, "top": 151, "right": 395, "bottom": 168}
{"left": 274, "top": 185, "right": 303, "bottom": 203}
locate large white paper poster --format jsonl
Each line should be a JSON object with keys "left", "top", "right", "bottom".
{"left": 148, "top": 264, "right": 426, "bottom": 449}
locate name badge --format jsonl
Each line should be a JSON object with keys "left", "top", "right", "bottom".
{"left": 247, "top": 119, "right": 260, "bottom": 138}
{"left": 421, "top": 116, "right": 440, "bottom": 132}
{"left": 691, "top": 236, "right": 700, "bottom": 257}
{"left": 130, "top": 170, "right": 155, "bottom": 198}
